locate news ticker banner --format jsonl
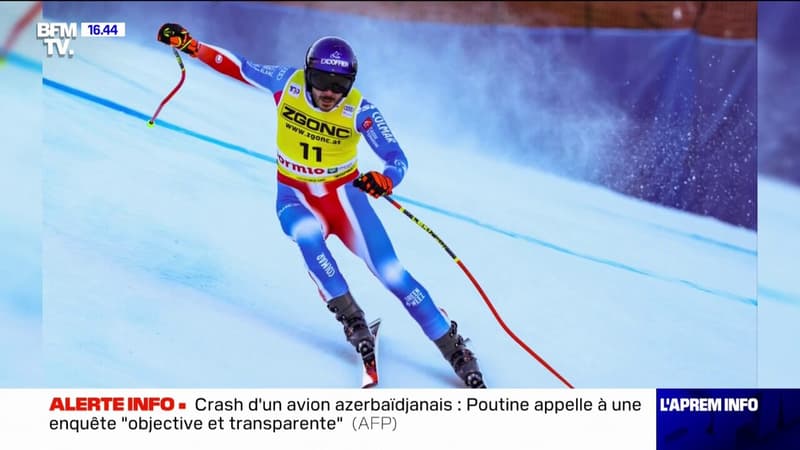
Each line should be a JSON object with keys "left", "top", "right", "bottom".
{"left": 0, "top": 388, "right": 797, "bottom": 449}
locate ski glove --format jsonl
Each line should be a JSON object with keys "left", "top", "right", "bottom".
{"left": 353, "top": 171, "right": 393, "bottom": 198}
{"left": 157, "top": 23, "right": 199, "bottom": 56}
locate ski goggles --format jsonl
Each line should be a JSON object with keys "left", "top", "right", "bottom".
{"left": 307, "top": 69, "right": 354, "bottom": 94}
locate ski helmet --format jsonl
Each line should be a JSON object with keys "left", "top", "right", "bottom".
{"left": 304, "top": 36, "right": 358, "bottom": 96}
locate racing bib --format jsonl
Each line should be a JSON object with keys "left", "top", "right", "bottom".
{"left": 276, "top": 70, "right": 363, "bottom": 182}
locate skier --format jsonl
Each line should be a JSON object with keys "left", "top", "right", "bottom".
{"left": 156, "top": 23, "right": 485, "bottom": 388}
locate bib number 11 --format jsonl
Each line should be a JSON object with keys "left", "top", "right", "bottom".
{"left": 300, "top": 142, "right": 322, "bottom": 162}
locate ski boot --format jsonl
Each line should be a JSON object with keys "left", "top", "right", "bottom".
{"left": 434, "top": 320, "right": 486, "bottom": 388}
{"left": 327, "top": 292, "right": 375, "bottom": 362}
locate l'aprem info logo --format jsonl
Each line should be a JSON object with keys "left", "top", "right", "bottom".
{"left": 36, "top": 22, "right": 126, "bottom": 57}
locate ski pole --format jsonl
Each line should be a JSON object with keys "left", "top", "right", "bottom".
{"left": 147, "top": 48, "right": 186, "bottom": 127}
{"left": 0, "top": 1, "right": 42, "bottom": 65}
{"left": 383, "top": 195, "right": 575, "bottom": 389}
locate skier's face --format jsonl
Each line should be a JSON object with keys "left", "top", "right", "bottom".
{"left": 307, "top": 68, "right": 352, "bottom": 112}
{"left": 311, "top": 86, "right": 344, "bottom": 112}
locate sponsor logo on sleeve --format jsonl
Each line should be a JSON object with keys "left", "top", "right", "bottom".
{"left": 366, "top": 128, "right": 379, "bottom": 146}
{"left": 246, "top": 61, "right": 277, "bottom": 76}
{"left": 275, "top": 66, "right": 289, "bottom": 81}
{"left": 361, "top": 117, "right": 373, "bottom": 130}
{"left": 372, "top": 112, "right": 396, "bottom": 143}
{"left": 358, "top": 103, "right": 375, "bottom": 114}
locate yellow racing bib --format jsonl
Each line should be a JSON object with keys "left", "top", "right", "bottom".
{"left": 276, "top": 70, "right": 363, "bottom": 183}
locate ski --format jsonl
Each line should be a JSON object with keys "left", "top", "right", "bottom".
{"left": 360, "top": 318, "right": 381, "bottom": 388}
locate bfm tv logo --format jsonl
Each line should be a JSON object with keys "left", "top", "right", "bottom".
{"left": 36, "top": 22, "right": 77, "bottom": 57}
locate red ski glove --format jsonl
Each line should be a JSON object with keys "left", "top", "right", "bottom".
{"left": 353, "top": 171, "right": 393, "bottom": 198}
{"left": 157, "top": 23, "right": 199, "bottom": 56}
